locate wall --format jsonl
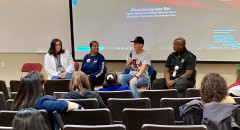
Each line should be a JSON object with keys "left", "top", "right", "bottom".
{"left": 0, "top": 53, "right": 238, "bottom": 89}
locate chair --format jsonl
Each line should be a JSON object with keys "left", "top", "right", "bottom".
{"left": 186, "top": 88, "right": 200, "bottom": 98}
{"left": 160, "top": 97, "right": 200, "bottom": 124}
{"left": 141, "top": 124, "right": 207, "bottom": 130}
{"left": 61, "top": 99, "right": 99, "bottom": 109}
{"left": 0, "top": 80, "right": 10, "bottom": 100}
{"left": 44, "top": 80, "right": 70, "bottom": 95}
{"left": 9, "top": 80, "right": 20, "bottom": 93}
{"left": 0, "top": 126, "right": 12, "bottom": 130}
{"left": 0, "top": 110, "right": 51, "bottom": 129}
{"left": 6, "top": 99, "right": 13, "bottom": 110}
{"left": 123, "top": 108, "right": 175, "bottom": 130}
{"left": 63, "top": 124, "right": 126, "bottom": 130}
{"left": 53, "top": 92, "right": 68, "bottom": 99}
{"left": 60, "top": 109, "right": 111, "bottom": 125}
{"left": 141, "top": 89, "right": 178, "bottom": 108}
{"left": 74, "top": 62, "right": 79, "bottom": 71}
{"left": 99, "top": 91, "right": 132, "bottom": 106}
{"left": 0, "top": 92, "right": 6, "bottom": 110}
{"left": 10, "top": 92, "right": 17, "bottom": 99}
{"left": 108, "top": 98, "right": 151, "bottom": 123}
{"left": 20, "top": 63, "right": 42, "bottom": 79}
{"left": 233, "top": 97, "right": 240, "bottom": 105}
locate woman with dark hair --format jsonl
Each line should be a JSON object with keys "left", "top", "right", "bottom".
{"left": 45, "top": 38, "right": 75, "bottom": 79}
{"left": 64, "top": 71, "right": 106, "bottom": 108}
{"left": 81, "top": 41, "right": 106, "bottom": 91}
{"left": 200, "top": 73, "right": 235, "bottom": 103}
{"left": 228, "top": 65, "right": 240, "bottom": 97}
{"left": 12, "top": 71, "right": 82, "bottom": 130}
{"left": 12, "top": 108, "right": 49, "bottom": 130}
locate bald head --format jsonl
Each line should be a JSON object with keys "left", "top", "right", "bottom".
{"left": 173, "top": 37, "right": 186, "bottom": 53}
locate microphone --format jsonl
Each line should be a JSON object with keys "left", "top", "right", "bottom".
{"left": 130, "top": 52, "right": 132, "bottom": 58}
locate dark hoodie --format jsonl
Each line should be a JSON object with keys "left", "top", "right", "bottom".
{"left": 64, "top": 90, "right": 106, "bottom": 108}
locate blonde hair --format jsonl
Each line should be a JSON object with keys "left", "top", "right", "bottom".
{"left": 69, "top": 71, "right": 90, "bottom": 95}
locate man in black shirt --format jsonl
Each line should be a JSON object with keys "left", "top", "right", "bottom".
{"left": 152, "top": 37, "right": 196, "bottom": 97}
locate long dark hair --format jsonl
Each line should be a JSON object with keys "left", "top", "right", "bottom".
{"left": 12, "top": 108, "right": 49, "bottom": 130}
{"left": 200, "top": 73, "right": 228, "bottom": 103}
{"left": 12, "top": 71, "right": 45, "bottom": 111}
{"left": 48, "top": 38, "right": 65, "bottom": 56}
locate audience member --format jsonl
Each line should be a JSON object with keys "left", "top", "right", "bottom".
{"left": 12, "top": 108, "right": 49, "bottom": 130}
{"left": 152, "top": 37, "right": 196, "bottom": 97}
{"left": 118, "top": 36, "right": 151, "bottom": 98}
{"left": 98, "top": 71, "right": 130, "bottom": 91}
{"left": 81, "top": 41, "right": 106, "bottom": 91}
{"left": 228, "top": 65, "right": 240, "bottom": 97}
{"left": 44, "top": 38, "right": 75, "bottom": 79}
{"left": 64, "top": 71, "right": 106, "bottom": 108}
{"left": 180, "top": 73, "right": 239, "bottom": 130}
{"left": 12, "top": 71, "right": 82, "bottom": 130}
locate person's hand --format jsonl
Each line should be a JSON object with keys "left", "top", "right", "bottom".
{"left": 58, "top": 72, "right": 67, "bottom": 79}
{"left": 166, "top": 80, "right": 175, "bottom": 89}
{"left": 130, "top": 77, "right": 138, "bottom": 84}
{"left": 127, "top": 57, "right": 132, "bottom": 65}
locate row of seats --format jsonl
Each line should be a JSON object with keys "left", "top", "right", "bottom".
{"left": 0, "top": 108, "right": 208, "bottom": 130}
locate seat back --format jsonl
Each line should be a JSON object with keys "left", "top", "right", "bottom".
{"left": 233, "top": 97, "right": 240, "bottom": 105}
{"left": 53, "top": 92, "right": 68, "bottom": 99}
{"left": 141, "top": 89, "right": 178, "bottom": 108}
{"left": 0, "top": 110, "right": 51, "bottom": 129}
{"left": 44, "top": 80, "right": 70, "bottom": 95}
{"left": 0, "top": 80, "right": 10, "bottom": 100}
{"left": 9, "top": 80, "right": 21, "bottom": 93}
{"left": 6, "top": 99, "right": 14, "bottom": 110}
{"left": 10, "top": 92, "right": 17, "bottom": 99}
{"left": 60, "top": 109, "right": 111, "bottom": 125}
{"left": 141, "top": 124, "right": 207, "bottom": 130}
{"left": 60, "top": 99, "right": 99, "bottom": 109}
{"left": 0, "top": 92, "right": 6, "bottom": 110}
{"left": 108, "top": 98, "right": 151, "bottom": 123}
{"left": 63, "top": 124, "right": 126, "bottom": 130}
{"left": 74, "top": 62, "right": 79, "bottom": 71}
{"left": 160, "top": 97, "right": 200, "bottom": 122}
{"left": 20, "top": 63, "right": 42, "bottom": 79}
{"left": 186, "top": 88, "right": 200, "bottom": 98}
{"left": 99, "top": 91, "right": 132, "bottom": 106}
{"left": 123, "top": 108, "right": 175, "bottom": 130}
{"left": 0, "top": 126, "right": 12, "bottom": 130}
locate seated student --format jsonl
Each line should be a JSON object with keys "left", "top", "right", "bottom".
{"left": 64, "top": 71, "right": 106, "bottom": 108}
{"left": 12, "top": 108, "right": 49, "bottom": 130}
{"left": 98, "top": 71, "right": 130, "bottom": 91}
{"left": 228, "top": 65, "right": 240, "bottom": 97}
{"left": 180, "top": 73, "right": 239, "bottom": 130}
{"left": 12, "top": 71, "right": 82, "bottom": 130}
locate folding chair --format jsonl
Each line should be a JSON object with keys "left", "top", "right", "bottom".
{"left": 44, "top": 80, "right": 70, "bottom": 95}
{"left": 141, "top": 89, "right": 178, "bottom": 108}
{"left": 74, "top": 62, "right": 79, "bottom": 71}
{"left": 20, "top": 63, "right": 42, "bottom": 79}
{"left": 142, "top": 124, "right": 207, "bottom": 130}
{"left": 99, "top": 91, "right": 132, "bottom": 106}
{"left": 63, "top": 124, "right": 126, "bottom": 130}
{"left": 108, "top": 98, "right": 151, "bottom": 123}
{"left": 123, "top": 108, "right": 174, "bottom": 130}
{"left": 0, "top": 80, "right": 10, "bottom": 100}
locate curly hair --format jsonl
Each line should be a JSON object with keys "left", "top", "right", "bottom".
{"left": 200, "top": 73, "right": 228, "bottom": 103}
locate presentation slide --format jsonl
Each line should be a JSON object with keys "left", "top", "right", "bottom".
{"left": 70, "top": 0, "right": 240, "bottom": 61}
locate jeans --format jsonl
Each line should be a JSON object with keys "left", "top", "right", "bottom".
{"left": 118, "top": 74, "right": 149, "bottom": 98}
{"left": 51, "top": 73, "right": 73, "bottom": 80}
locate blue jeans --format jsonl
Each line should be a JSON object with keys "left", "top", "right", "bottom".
{"left": 118, "top": 74, "right": 149, "bottom": 98}
{"left": 51, "top": 73, "right": 73, "bottom": 80}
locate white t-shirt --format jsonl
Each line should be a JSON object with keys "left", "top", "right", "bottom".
{"left": 127, "top": 49, "right": 151, "bottom": 78}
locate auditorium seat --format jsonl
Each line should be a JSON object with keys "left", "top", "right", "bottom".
{"left": 53, "top": 92, "right": 68, "bottom": 99}
{"left": 186, "top": 88, "right": 200, "bottom": 98}
{"left": 9, "top": 80, "right": 20, "bottom": 93}
{"left": 123, "top": 108, "right": 174, "bottom": 130}
{"left": 0, "top": 80, "right": 10, "bottom": 100}
{"left": 6, "top": 99, "right": 13, "bottom": 110}
{"left": 108, "top": 98, "right": 151, "bottom": 123}
{"left": 60, "top": 99, "right": 99, "bottom": 109}
{"left": 0, "top": 92, "right": 6, "bottom": 110}
{"left": 44, "top": 80, "right": 70, "bottom": 95}
{"left": 99, "top": 91, "right": 132, "bottom": 106}
{"left": 141, "top": 124, "right": 207, "bottom": 130}
{"left": 63, "top": 124, "right": 126, "bottom": 130}
{"left": 60, "top": 109, "right": 111, "bottom": 125}
{"left": 0, "top": 126, "right": 12, "bottom": 130}
{"left": 160, "top": 97, "right": 200, "bottom": 124}
{"left": 141, "top": 89, "right": 178, "bottom": 108}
